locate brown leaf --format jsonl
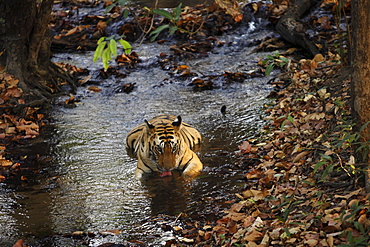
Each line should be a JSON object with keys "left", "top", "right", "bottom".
{"left": 230, "top": 203, "right": 244, "bottom": 212}
{"left": 242, "top": 189, "right": 270, "bottom": 201}
{"left": 6, "top": 86, "right": 22, "bottom": 97}
{"left": 244, "top": 229, "right": 263, "bottom": 242}
{"left": 0, "top": 159, "right": 12, "bottom": 167}
{"left": 12, "top": 239, "right": 24, "bottom": 247}
{"left": 88, "top": 86, "right": 102, "bottom": 93}
{"left": 99, "top": 229, "right": 122, "bottom": 235}
{"left": 65, "top": 94, "right": 75, "bottom": 104}
{"left": 292, "top": 151, "right": 311, "bottom": 162}
{"left": 238, "top": 141, "right": 252, "bottom": 153}
{"left": 97, "top": 20, "right": 107, "bottom": 31}
{"left": 244, "top": 169, "right": 264, "bottom": 179}
{"left": 65, "top": 26, "right": 84, "bottom": 36}
{"left": 228, "top": 220, "right": 237, "bottom": 234}
{"left": 242, "top": 216, "right": 256, "bottom": 228}
{"left": 215, "top": 0, "right": 243, "bottom": 22}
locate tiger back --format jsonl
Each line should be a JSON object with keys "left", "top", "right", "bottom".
{"left": 126, "top": 114, "right": 203, "bottom": 179}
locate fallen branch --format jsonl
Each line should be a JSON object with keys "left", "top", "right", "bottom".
{"left": 276, "top": 0, "right": 321, "bottom": 56}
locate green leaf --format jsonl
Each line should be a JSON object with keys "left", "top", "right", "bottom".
{"left": 319, "top": 153, "right": 333, "bottom": 161}
{"left": 173, "top": 3, "right": 182, "bottom": 21}
{"left": 321, "top": 164, "right": 334, "bottom": 180}
{"left": 359, "top": 121, "right": 370, "bottom": 132}
{"left": 169, "top": 26, "right": 178, "bottom": 35}
{"left": 149, "top": 24, "right": 170, "bottom": 41}
{"left": 123, "top": 9, "right": 129, "bottom": 18}
{"left": 152, "top": 9, "right": 173, "bottom": 20}
{"left": 102, "top": 48, "right": 111, "bottom": 71}
{"left": 93, "top": 41, "right": 106, "bottom": 63}
{"left": 280, "top": 119, "right": 287, "bottom": 131}
{"left": 109, "top": 39, "right": 118, "bottom": 57}
{"left": 313, "top": 160, "right": 326, "bottom": 174}
{"left": 287, "top": 114, "right": 294, "bottom": 124}
{"left": 265, "top": 62, "right": 275, "bottom": 76}
{"left": 280, "top": 57, "right": 289, "bottom": 63}
{"left": 118, "top": 0, "right": 128, "bottom": 5}
{"left": 118, "top": 39, "right": 132, "bottom": 54}
{"left": 276, "top": 216, "right": 285, "bottom": 223}
{"left": 104, "top": 3, "right": 117, "bottom": 13}
{"left": 97, "top": 37, "right": 106, "bottom": 45}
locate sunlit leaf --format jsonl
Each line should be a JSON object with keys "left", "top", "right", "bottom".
{"left": 109, "top": 39, "right": 118, "bottom": 57}
{"left": 97, "top": 37, "right": 106, "bottom": 45}
{"left": 93, "top": 41, "right": 106, "bottom": 63}
{"left": 102, "top": 48, "right": 111, "bottom": 70}
{"left": 118, "top": 39, "right": 132, "bottom": 54}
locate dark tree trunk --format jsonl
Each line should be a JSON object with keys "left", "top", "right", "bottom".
{"left": 351, "top": 0, "right": 370, "bottom": 191}
{"left": 0, "top": 0, "right": 76, "bottom": 103}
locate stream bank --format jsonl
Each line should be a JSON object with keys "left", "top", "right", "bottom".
{"left": 0, "top": 1, "right": 278, "bottom": 246}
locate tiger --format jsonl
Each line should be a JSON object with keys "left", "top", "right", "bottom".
{"left": 126, "top": 114, "right": 203, "bottom": 179}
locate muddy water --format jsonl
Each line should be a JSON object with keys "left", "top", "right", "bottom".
{"left": 0, "top": 15, "right": 274, "bottom": 247}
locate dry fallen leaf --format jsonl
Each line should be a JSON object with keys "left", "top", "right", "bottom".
{"left": 88, "top": 86, "right": 102, "bottom": 93}
{"left": 238, "top": 141, "right": 252, "bottom": 153}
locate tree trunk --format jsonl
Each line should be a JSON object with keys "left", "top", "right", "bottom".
{"left": 351, "top": 0, "right": 370, "bottom": 191}
{"left": 0, "top": 0, "right": 76, "bottom": 103}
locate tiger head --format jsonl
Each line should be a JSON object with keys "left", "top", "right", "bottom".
{"left": 145, "top": 116, "right": 183, "bottom": 174}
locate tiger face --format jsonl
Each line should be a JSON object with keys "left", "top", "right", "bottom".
{"left": 126, "top": 114, "right": 203, "bottom": 179}
{"left": 146, "top": 117, "right": 182, "bottom": 173}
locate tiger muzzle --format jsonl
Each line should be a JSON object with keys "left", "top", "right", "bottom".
{"left": 157, "top": 144, "right": 176, "bottom": 176}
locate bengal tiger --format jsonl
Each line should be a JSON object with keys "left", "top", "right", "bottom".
{"left": 126, "top": 114, "right": 203, "bottom": 179}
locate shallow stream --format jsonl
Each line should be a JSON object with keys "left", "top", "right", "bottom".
{"left": 0, "top": 6, "right": 276, "bottom": 246}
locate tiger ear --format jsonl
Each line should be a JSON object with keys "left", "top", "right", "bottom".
{"left": 145, "top": 119, "right": 155, "bottom": 133}
{"left": 172, "top": 116, "right": 182, "bottom": 131}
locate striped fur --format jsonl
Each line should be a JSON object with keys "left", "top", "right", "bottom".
{"left": 126, "top": 114, "right": 202, "bottom": 179}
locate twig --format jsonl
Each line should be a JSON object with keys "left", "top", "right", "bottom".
{"left": 335, "top": 152, "right": 352, "bottom": 178}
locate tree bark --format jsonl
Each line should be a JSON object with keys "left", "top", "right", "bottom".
{"left": 276, "top": 0, "right": 321, "bottom": 56}
{"left": 0, "top": 0, "right": 76, "bottom": 102}
{"left": 351, "top": 0, "right": 370, "bottom": 192}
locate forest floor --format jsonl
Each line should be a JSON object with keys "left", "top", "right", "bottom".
{"left": 2, "top": 0, "right": 370, "bottom": 246}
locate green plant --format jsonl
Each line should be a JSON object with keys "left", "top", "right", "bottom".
{"left": 148, "top": 3, "right": 182, "bottom": 41}
{"left": 313, "top": 153, "right": 335, "bottom": 182}
{"left": 93, "top": 35, "right": 131, "bottom": 71}
{"left": 334, "top": 121, "right": 370, "bottom": 162}
{"left": 338, "top": 201, "right": 370, "bottom": 247}
{"left": 262, "top": 51, "right": 290, "bottom": 76}
{"left": 277, "top": 113, "right": 295, "bottom": 131}
{"left": 313, "top": 121, "right": 370, "bottom": 182}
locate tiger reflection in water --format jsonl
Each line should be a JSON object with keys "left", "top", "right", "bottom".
{"left": 126, "top": 114, "right": 203, "bottom": 179}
